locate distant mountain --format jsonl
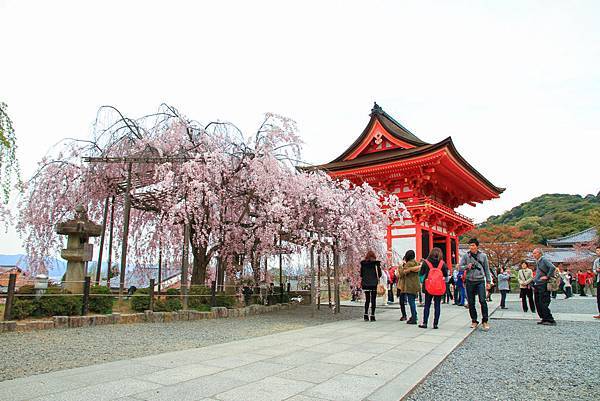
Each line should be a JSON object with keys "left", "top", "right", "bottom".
{"left": 0, "top": 254, "right": 67, "bottom": 279}
{"left": 481, "top": 193, "right": 600, "bottom": 244}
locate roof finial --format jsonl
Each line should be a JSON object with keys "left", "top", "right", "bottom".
{"left": 371, "top": 102, "right": 382, "bottom": 115}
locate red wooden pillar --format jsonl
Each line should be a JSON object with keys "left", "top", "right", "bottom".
{"left": 386, "top": 225, "right": 392, "bottom": 262}
{"left": 454, "top": 236, "right": 460, "bottom": 266}
{"left": 445, "top": 235, "right": 452, "bottom": 271}
{"left": 415, "top": 225, "right": 422, "bottom": 261}
{"left": 428, "top": 229, "right": 433, "bottom": 255}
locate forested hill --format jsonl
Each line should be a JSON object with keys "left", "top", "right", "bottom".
{"left": 481, "top": 193, "right": 600, "bottom": 243}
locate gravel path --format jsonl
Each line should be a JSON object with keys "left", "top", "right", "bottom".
{"left": 406, "top": 319, "right": 600, "bottom": 401}
{"left": 0, "top": 306, "right": 362, "bottom": 382}
{"left": 505, "top": 295, "right": 598, "bottom": 314}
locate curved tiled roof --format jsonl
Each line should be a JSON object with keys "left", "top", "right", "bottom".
{"left": 330, "top": 103, "right": 428, "bottom": 163}
{"left": 547, "top": 227, "right": 598, "bottom": 247}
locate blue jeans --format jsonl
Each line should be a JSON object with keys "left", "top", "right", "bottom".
{"left": 406, "top": 293, "right": 417, "bottom": 321}
{"left": 423, "top": 293, "right": 441, "bottom": 326}
{"left": 466, "top": 280, "right": 488, "bottom": 323}
{"left": 456, "top": 285, "right": 466, "bottom": 305}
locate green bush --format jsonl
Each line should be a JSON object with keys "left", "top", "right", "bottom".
{"left": 215, "top": 294, "right": 236, "bottom": 308}
{"left": 153, "top": 297, "right": 182, "bottom": 312}
{"left": 130, "top": 288, "right": 150, "bottom": 312}
{"left": 89, "top": 285, "right": 113, "bottom": 314}
{"left": 11, "top": 299, "right": 36, "bottom": 320}
{"left": 188, "top": 285, "right": 211, "bottom": 309}
{"left": 36, "top": 287, "right": 81, "bottom": 316}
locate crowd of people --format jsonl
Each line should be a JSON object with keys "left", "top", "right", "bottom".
{"left": 359, "top": 242, "right": 600, "bottom": 328}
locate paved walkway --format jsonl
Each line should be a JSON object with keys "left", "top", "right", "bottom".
{"left": 0, "top": 301, "right": 498, "bottom": 401}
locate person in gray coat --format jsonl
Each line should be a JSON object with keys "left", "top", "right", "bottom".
{"left": 459, "top": 238, "right": 492, "bottom": 331}
{"left": 532, "top": 248, "right": 556, "bottom": 325}
{"left": 498, "top": 267, "right": 511, "bottom": 309}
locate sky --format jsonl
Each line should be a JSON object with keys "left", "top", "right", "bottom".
{"left": 1, "top": 0, "right": 599, "bottom": 254}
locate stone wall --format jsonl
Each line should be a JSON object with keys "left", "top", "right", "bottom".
{"left": 0, "top": 303, "right": 296, "bottom": 333}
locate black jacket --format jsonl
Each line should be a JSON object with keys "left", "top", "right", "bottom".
{"left": 360, "top": 260, "right": 382, "bottom": 288}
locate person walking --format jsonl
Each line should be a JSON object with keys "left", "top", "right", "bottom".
{"left": 593, "top": 245, "right": 600, "bottom": 319}
{"left": 532, "top": 248, "right": 557, "bottom": 326}
{"left": 558, "top": 266, "right": 573, "bottom": 299}
{"left": 397, "top": 250, "right": 420, "bottom": 324}
{"left": 518, "top": 261, "right": 536, "bottom": 313}
{"left": 498, "top": 267, "right": 511, "bottom": 309}
{"left": 443, "top": 273, "right": 454, "bottom": 304}
{"left": 418, "top": 248, "right": 448, "bottom": 329}
{"left": 585, "top": 268, "right": 595, "bottom": 297}
{"left": 387, "top": 265, "right": 397, "bottom": 304}
{"left": 455, "top": 269, "right": 466, "bottom": 306}
{"left": 459, "top": 238, "right": 492, "bottom": 331}
{"left": 577, "top": 269, "right": 587, "bottom": 296}
{"left": 360, "top": 250, "right": 382, "bottom": 322}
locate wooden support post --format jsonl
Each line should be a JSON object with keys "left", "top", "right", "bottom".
{"left": 327, "top": 252, "right": 332, "bottom": 308}
{"left": 445, "top": 235, "right": 452, "bottom": 271}
{"left": 82, "top": 276, "right": 91, "bottom": 316}
{"left": 454, "top": 237, "right": 460, "bottom": 267}
{"left": 4, "top": 273, "right": 16, "bottom": 321}
{"left": 416, "top": 225, "right": 422, "bottom": 261}
{"left": 279, "top": 238, "right": 283, "bottom": 304}
{"left": 95, "top": 197, "right": 109, "bottom": 285}
{"left": 333, "top": 242, "right": 340, "bottom": 314}
{"left": 317, "top": 251, "right": 321, "bottom": 310}
{"left": 428, "top": 230, "right": 434, "bottom": 255}
{"left": 181, "top": 223, "right": 190, "bottom": 310}
{"left": 210, "top": 280, "right": 217, "bottom": 307}
{"left": 149, "top": 278, "right": 155, "bottom": 311}
{"left": 310, "top": 243, "right": 316, "bottom": 316}
{"left": 106, "top": 196, "right": 115, "bottom": 289}
{"left": 119, "top": 162, "right": 133, "bottom": 300}
{"left": 157, "top": 247, "right": 162, "bottom": 295}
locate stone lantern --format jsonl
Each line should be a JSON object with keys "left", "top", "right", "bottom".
{"left": 56, "top": 205, "right": 102, "bottom": 294}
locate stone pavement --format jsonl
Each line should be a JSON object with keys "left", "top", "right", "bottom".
{"left": 0, "top": 301, "right": 498, "bottom": 401}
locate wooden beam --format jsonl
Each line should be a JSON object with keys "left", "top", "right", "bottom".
{"left": 119, "top": 163, "right": 133, "bottom": 300}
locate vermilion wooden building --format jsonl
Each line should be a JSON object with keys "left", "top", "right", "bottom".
{"left": 311, "top": 103, "right": 504, "bottom": 269}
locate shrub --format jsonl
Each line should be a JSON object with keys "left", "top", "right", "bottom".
{"left": 36, "top": 287, "right": 81, "bottom": 316}
{"left": 215, "top": 294, "right": 236, "bottom": 308}
{"left": 188, "top": 285, "right": 211, "bottom": 309}
{"left": 11, "top": 299, "right": 36, "bottom": 320}
{"left": 130, "top": 288, "right": 150, "bottom": 312}
{"left": 89, "top": 285, "right": 113, "bottom": 314}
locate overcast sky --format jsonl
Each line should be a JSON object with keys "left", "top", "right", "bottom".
{"left": 1, "top": 0, "right": 599, "bottom": 254}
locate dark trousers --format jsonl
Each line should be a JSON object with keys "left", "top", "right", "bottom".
{"left": 399, "top": 292, "right": 418, "bottom": 321}
{"left": 453, "top": 284, "right": 459, "bottom": 303}
{"left": 466, "top": 280, "right": 489, "bottom": 323}
{"left": 399, "top": 292, "right": 407, "bottom": 318}
{"left": 364, "top": 290, "right": 377, "bottom": 316}
{"left": 534, "top": 286, "right": 554, "bottom": 322}
{"left": 520, "top": 288, "right": 535, "bottom": 312}
{"left": 444, "top": 282, "right": 453, "bottom": 303}
{"left": 597, "top": 283, "right": 600, "bottom": 314}
{"left": 423, "top": 293, "right": 442, "bottom": 326}
{"left": 579, "top": 284, "right": 586, "bottom": 296}
{"left": 388, "top": 284, "right": 394, "bottom": 303}
{"left": 500, "top": 289, "right": 509, "bottom": 308}
{"left": 564, "top": 286, "right": 573, "bottom": 298}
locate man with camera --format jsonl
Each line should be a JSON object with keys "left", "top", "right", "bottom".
{"left": 459, "top": 238, "right": 492, "bottom": 331}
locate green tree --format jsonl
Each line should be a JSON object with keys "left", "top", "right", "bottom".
{"left": 0, "top": 102, "right": 20, "bottom": 203}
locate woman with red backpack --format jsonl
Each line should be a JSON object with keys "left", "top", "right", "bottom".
{"left": 418, "top": 247, "right": 449, "bottom": 329}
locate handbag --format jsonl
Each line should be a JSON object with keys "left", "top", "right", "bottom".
{"left": 376, "top": 284, "right": 386, "bottom": 296}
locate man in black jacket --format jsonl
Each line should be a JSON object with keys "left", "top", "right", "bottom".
{"left": 532, "top": 248, "right": 556, "bottom": 325}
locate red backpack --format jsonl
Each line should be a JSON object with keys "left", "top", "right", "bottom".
{"left": 424, "top": 260, "right": 446, "bottom": 296}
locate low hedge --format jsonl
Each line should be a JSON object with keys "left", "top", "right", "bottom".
{"left": 89, "top": 285, "right": 113, "bottom": 314}
{"left": 10, "top": 286, "right": 81, "bottom": 319}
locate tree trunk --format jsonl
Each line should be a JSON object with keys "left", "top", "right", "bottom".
{"left": 191, "top": 243, "right": 209, "bottom": 285}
